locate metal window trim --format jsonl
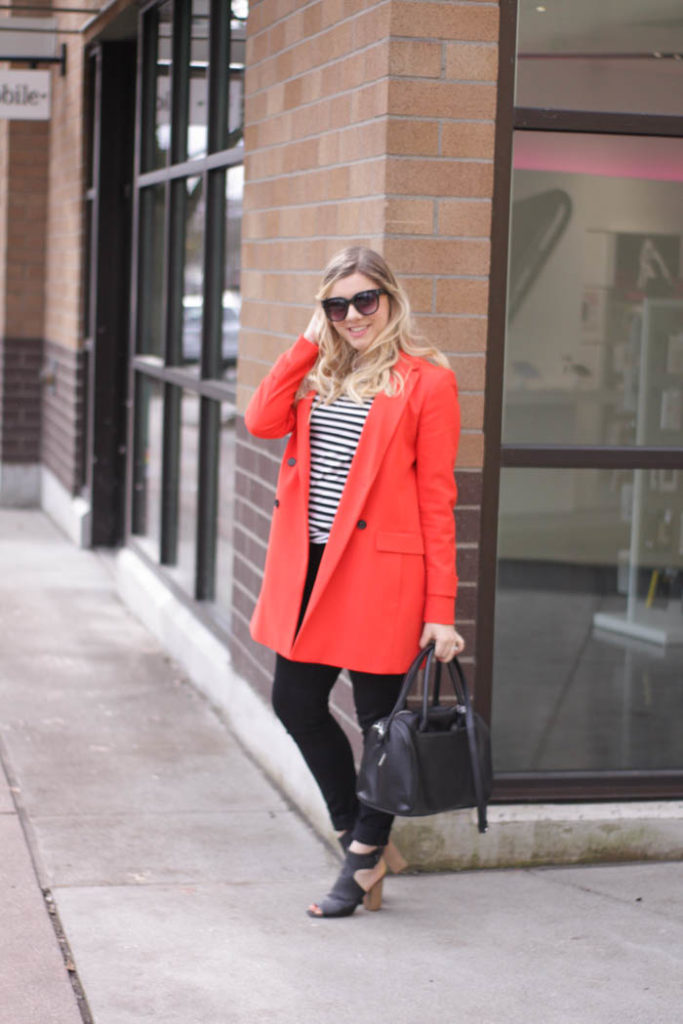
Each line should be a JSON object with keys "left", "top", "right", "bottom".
{"left": 493, "top": 772, "right": 683, "bottom": 802}
{"left": 137, "top": 145, "right": 245, "bottom": 187}
{"left": 501, "top": 447, "right": 683, "bottom": 470}
{"left": 132, "top": 356, "right": 237, "bottom": 403}
{"left": 514, "top": 108, "right": 683, "bottom": 137}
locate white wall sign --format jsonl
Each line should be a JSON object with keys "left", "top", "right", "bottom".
{"left": 0, "top": 17, "right": 57, "bottom": 58}
{"left": 0, "top": 70, "right": 51, "bottom": 120}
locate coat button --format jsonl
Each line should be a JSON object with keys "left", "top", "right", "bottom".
{"left": 287, "top": 457, "right": 296, "bottom": 466}
{"left": 274, "top": 499, "right": 280, "bottom": 508}
{"left": 357, "top": 519, "right": 367, "bottom": 530}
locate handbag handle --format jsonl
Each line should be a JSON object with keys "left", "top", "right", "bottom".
{"left": 444, "top": 656, "right": 489, "bottom": 834}
{"left": 373, "top": 644, "right": 436, "bottom": 738}
{"left": 423, "top": 648, "right": 489, "bottom": 835}
{"left": 374, "top": 645, "right": 488, "bottom": 834}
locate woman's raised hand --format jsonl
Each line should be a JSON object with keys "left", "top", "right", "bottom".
{"left": 419, "top": 622, "right": 466, "bottom": 662}
{"left": 303, "top": 308, "right": 326, "bottom": 345}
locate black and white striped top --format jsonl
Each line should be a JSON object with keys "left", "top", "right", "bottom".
{"left": 308, "top": 395, "right": 373, "bottom": 543}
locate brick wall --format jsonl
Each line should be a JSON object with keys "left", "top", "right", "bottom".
{"left": 0, "top": 118, "right": 50, "bottom": 471}
{"left": 0, "top": 0, "right": 97, "bottom": 494}
{"left": 41, "top": 2, "right": 99, "bottom": 492}
{"left": 232, "top": 0, "right": 500, "bottom": 703}
{"left": 45, "top": 2, "right": 96, "bottom": 350}
{"left": 3, "top": 120, "right": 50, "bottom": 340}
{"left": 0, "top": 120, "right": 8, "bottom": 337}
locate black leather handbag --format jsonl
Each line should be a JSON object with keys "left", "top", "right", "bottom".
{"left": 356, "top": 645, "right": 492, "bottom": 832}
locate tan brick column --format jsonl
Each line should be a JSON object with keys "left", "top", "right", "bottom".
{"left": 0, "top": 117, "right": 50, "bottom": 504}
{"left": 43, "top": 7, "right": 90, "bottom": 498}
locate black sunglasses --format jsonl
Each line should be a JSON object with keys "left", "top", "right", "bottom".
{"left": 321, "top": 288, "right": 387, "bottom": 322}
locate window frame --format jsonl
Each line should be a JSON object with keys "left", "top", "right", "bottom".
{"left": 479, "top": 0, "right": 683, "bottom": 801}
{"left": 126, "top": 0, "right": 245, "bottom": 608}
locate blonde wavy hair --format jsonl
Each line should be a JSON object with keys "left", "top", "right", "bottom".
{"left": 304, "top": 246, "right": 449, "bottom": 404}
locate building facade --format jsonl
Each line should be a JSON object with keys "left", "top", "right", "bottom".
{"left": 1, "top": 0, "right": 681, "bottom": 864}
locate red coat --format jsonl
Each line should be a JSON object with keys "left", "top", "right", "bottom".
{"left": 245, "top": 335, "right": 460, "bottom": 673}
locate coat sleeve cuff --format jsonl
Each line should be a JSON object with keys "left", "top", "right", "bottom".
{"left": 424, "top": 593, "right": 456, "bottom": 625}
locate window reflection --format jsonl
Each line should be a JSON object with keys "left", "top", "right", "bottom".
{"left": 154, "top": 1, "right": 173, "bottom": 166}
{"left": 181, "top": 176, "right": 205, "bottom": 368}
{"left": 213, "top": 401, "right": 237, "bottom": 620}
{"left": 222, "top": 164, "right": 243, "bottom": 385}
{"left": 493, "top": 468, "right": 683, "bottom": 773}
{"left": 516, "top": 0, "right": 683, "bottom": 114}
{"left": 138, "top": 184, "right": 166, "bottom": 357}
{"left": 167, "top": 390, "right": 200, "bottom": 595}
{"left": 504, "top": 133, "right": 683, "bottom": 448}
{"left": 188, "top": 0, "right": 209, "bottom": 160}
{"left": 132, "top": 376, "right": 164, "bottom": 560}
{"left": 228, "top": 4, "right": 247, "bottom": 147}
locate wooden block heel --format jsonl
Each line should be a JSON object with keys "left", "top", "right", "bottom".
{"left": 363, "top": 876, "right": 384, "bottom": 911}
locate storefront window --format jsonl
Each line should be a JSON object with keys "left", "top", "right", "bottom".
{"left": 131, "top": 0, "right": 245, "bottom": 614}
{"left": 491, "top": 2, "right": 683, "bottom": 796}
{"left": 516, "top": 0, "right": 683, "bottom": 115}
{"left": 504, "top": 133, "right": 683, "bottom": 449}
{"left": 493, "top": 467, "right": 683, "bottom": 772}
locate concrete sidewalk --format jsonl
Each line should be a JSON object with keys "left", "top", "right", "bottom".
{"left": 0, "top": 509, "right": 681, "bottom": 1024}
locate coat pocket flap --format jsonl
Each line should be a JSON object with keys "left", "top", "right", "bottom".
{"left": 376, "top": 531, "right": 424, "bottom": 554}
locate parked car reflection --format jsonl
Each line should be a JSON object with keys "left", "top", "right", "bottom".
{"left": 182, "top": 294, "right": 240, "bottom": 366}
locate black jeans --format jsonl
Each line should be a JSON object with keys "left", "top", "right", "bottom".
{"left": 271, "top": 543, "right": 404, "bottom": 847}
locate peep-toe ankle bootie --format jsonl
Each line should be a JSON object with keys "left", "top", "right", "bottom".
{"left": 308, "top": 848, "right": 386, "bottom": 918}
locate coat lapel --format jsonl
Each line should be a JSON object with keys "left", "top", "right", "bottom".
{"left": 295, "top": 390, "right": 315, "bottom": 510}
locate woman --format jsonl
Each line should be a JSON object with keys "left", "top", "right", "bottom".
{"left": 245, "top": 246, "right": 464, "bottom": 918}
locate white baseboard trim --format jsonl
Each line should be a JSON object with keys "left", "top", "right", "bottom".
{"left": 393, "top": 799, "right": 683, "bottom": 870}
{"left": 0, "top": 463, "right": 40, "bottom": 507}
{"left": 115, "top": 545, "right": 683, "bottom": 870}
{"left": 40, "top": 468, "right": 91, "bottom": 547}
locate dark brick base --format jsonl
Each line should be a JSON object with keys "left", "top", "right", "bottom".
{"left": 41, "top": 340, "right": 87, "bottom": 496}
